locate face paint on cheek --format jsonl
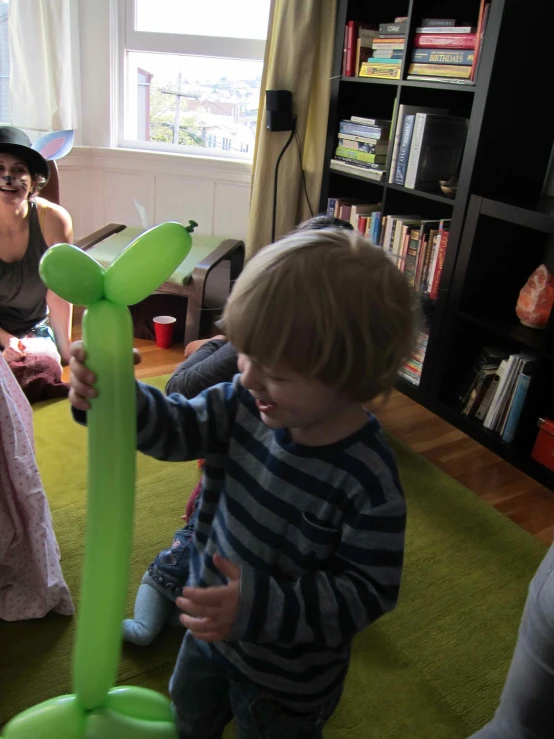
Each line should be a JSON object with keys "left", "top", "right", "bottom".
{"left": 0, "top": 174, "right": 30, "bottom": 190}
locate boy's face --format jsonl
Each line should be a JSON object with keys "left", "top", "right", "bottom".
{"left": 238, "top": 353, "right": 352, "bottom": 442}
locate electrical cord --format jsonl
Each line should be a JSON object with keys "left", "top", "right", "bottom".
{"left": 271, "top": 119, "right": 296, "bottom": 242}
{"left": 294, "top": 129, "right": 314, "bottom": 218}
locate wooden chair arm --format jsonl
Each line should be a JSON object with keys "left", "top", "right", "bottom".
{"left": 75, "top": 224, "right": 126, "bottom": 251}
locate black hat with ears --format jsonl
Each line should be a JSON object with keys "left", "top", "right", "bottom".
{"left": 0, "top": 126, "right": 50, "bottom": 181}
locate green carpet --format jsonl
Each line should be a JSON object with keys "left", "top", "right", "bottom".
{"left": 0, "top": 375, "right": 547, "bottom": 737}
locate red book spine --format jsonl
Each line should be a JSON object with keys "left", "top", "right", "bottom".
{"left": 430, "top": 230, "right": 449, "bottom": 299}
{"left": 357, "top": 216, "right": 368, "bottom": 234}
{"left": 469, "top": 0, "right": 485, "bottom": 80}
{"left": 342, "top": 25, "right": 348, "bottom": 75}
{"left": 345, "top": 21, "right": 359, "bottom": 76}
{"left": 414, "top": 33, "right": 476, "bottom": 49}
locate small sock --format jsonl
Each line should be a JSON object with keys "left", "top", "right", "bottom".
{"left": 123, "top": 574, "right": 174, "bottom": 646}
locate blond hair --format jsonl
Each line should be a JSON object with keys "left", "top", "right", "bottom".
{"left": 223, "top": 228, "right": 419, "bottom": 402}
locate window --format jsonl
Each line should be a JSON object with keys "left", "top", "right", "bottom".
{"left": 0, "top": 0, "right": 9, "bottom": 124}
{"left": 122, "top": 0, "right": 270, "bottom": 160}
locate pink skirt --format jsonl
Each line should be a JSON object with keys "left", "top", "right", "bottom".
{"left": 0, "top": 353, "right": 73, "bottom": 620}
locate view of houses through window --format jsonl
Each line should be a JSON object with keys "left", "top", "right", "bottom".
{"left": 129, "top": 52, "right": 263, "bottom": 159}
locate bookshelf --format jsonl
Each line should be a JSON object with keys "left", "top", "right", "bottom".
{"left": 320, "top": 0, "right": 554, "bottom": 488}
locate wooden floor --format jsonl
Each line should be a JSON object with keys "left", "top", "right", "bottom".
{"left": 64, "top": 328, "right": 554, "bottom": 545}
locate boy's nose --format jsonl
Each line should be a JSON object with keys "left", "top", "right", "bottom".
{"left": 241, "top": 363, "right": 264, "bottom": 392}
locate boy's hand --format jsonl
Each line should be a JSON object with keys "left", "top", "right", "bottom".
{"left": 69, "top": 340, "right": 142, "bottom": 411}
{"left": 176, "top": 553, "right": 241, "bottom": 642}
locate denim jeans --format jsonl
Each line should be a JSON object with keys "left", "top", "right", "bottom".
{"left": 170, "top": 630, "right": 342, "bottom": 739}
{"left": 469, "top": 542, "right": 554, "bottom": 738}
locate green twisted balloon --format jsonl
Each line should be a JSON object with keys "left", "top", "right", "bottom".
{"left": 2, "top": 220, "right": 197, "bottom": 739}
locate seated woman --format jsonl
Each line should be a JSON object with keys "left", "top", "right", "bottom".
{"left": 0, "top": 351, "right": 73, "bottom": 619}
{"left": 0, "top": 126, "right": 73, "bottom": 367}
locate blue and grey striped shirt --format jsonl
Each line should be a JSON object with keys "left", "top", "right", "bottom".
{"left": 136, "top": 376, "right": 406, "bottom": 706}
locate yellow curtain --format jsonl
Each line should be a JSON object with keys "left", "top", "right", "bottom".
{"left": 246, "top": 0, "right": 337, "bottom": 259}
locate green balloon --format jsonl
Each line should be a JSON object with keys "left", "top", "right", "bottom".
{"left": 103, "top": 687, "right": 174, "bottom": 722}
{"left": 73, "top": 300, "right": 136, "bottom": 710}
{"left": 104, "top": 222, "right": 193, "bottom": 306}
{"left": 85, "top": 710, "right": 177, "bottom": 739}
{"left": 39, "top": 244, "right": 105, "bottom": 306}
{"left": 2, "top": 695, "right": 85, "bottom": 738}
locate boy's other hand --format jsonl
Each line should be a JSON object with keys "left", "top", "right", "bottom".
{"left": 68, "top": 340, "right": 142, "bottom": 411}
{"left": 176, "top": 553, "right": 241, "bottom": 642}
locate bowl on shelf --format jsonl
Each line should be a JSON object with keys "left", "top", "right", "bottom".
{"left": 439, "top": 177, "right": 458, "bottom": 199}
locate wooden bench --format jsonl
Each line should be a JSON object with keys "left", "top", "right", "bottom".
{"left": 76, "top": 225, "right": 245, "bottom": 345}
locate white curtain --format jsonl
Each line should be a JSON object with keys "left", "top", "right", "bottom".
{"left": 8, "top": 0, "right": 79, "bottom": 131}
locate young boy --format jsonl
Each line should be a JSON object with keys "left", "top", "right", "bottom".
{"left": 69, "top": 227, "right": 417, "bottom": 738}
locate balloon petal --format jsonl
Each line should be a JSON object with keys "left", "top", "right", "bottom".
{"left": 40, "top": 244, "right": 105, "bottom": 306}
{"left": 104, "top": 222, "right": 193, "bottom": 306}
{"left": 2, "top": 695, "right": 85, "bottom": 738}
{"left": 85, "top": 710, "right": 177, "bottom": 739}
{"left": 103, "top": 686, "right": 174, "bottom": 722}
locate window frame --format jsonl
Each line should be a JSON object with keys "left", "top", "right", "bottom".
{"left": 119, "top": 0, "right": 267, "bottom": 159}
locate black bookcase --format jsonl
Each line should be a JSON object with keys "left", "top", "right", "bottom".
{"left": 319, "top": 0, "right": 554, "bottom": 488}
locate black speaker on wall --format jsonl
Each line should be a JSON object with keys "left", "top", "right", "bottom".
{"left": 265, "top": 90, "right": 294, "bottom": 132}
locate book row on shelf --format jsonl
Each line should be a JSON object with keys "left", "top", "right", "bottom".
{"left": 342, "top": 1, "right": 489, "bottom": 85}
{"left": 326, "top": 196, "right": 452, "bottom": 387}
{"left": 457, "top": 347, "right": 536, "bottom": 444}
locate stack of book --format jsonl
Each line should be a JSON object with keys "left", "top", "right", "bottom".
{"left": 326, "top": 198, "right": 383, "bottom": 243}
{"left": 330, "top": 116, "right": 391, "bottom": 182}
{"left": 379, "top": 215, "right": 450, "bottom": 297}
{"left": 399, "top": 329, "right": 429, "bottom": 386}
{"left": 360, "top": 18, "right": 407, "bottom": 80}
{"left": 388, "top": 105, "right": 468, "bottom": 192}
{"left": 407, "top": 3, "right": 490, "bottom": 85}
{"left": 458, "top": 347, "right": 536, "bottom": 442}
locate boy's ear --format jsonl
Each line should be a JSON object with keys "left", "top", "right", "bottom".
{"left": 32, "top": 130, "right": 75, "bottom": 160}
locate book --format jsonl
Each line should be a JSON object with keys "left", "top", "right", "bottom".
{"left": 357, "top": 216, "right": 368, "bottom": 234}
{"left": 463, "top": 368, "right": 497, "bottom": 416}
{"left": 471, "top": 0, "right": 489, "bottom": 81}
{"left": 478, "top": 361, "right": 507, "bottom": 424}
{"left": 415, "top": 220, "right": 440, "bottom": 289}
{"left": 394, "top": 114, "right": 415, "bottom": 185}
{"left": 339, "top": 121, "right": 389, "bottom": 138}
{"left": 412, "top": 49, "right": 475, "bottom": 64}
{"left": 345, "top": 23, "right": 378, "bottom": 76}
{"left": 408, "top": 63, "right": 472, "bottom": 79}
{"left": 502, "top": 373, "right": 532, "bottom": 443}
{"left": 458, "top": 346, "right": 509, "bottom": 407}
{"left": 349, "top": 116, "right": 391, "bottom": 126}
{"left": 355, "top": 39, "right": 375, "bottom": 76}
{"left": 371, "top": 40, "right": 406, "bottom": 49}
{"left": 404, "top": 230, "right": 421, "bottom": 286}
{"left": 415, "top": 26, "right": 475, "bottom": 33}
{"left": 359, "top": 62, "right": 401, "bottom": 79}
{"left": 327, "top": 197, "right": 337, "bottom": 218}
{"left": 406, "top": 75, "right": 475, "bottom": 85}
{"left": 340, "top": 132, "right": 388, "bottom": 145}
{"left": 334, "top": 155, "right": 385, "bottom": 170}
{"left": 379, "top": 22, "right": 408, "bottom": 35}
{"left": 425, "top": 229, "right": 442, "bottom": 294}
{"left": 414, "top": 33, "right": 476, "bottom": 49}
{"left": 331, "top": 197, "right": 360, "bottom": 218}
{"left": 421, "top": 18, "right": 456, "bottom": 27}
{"left": 338, "top": 138, "right": 389, "bottom": 155}
{"left": 497, "top": 355, "right": 536, "bottom": 435}
{"left": 421, "top": 227, "right": 439, "bottom": 292}
{"left": 373, "top": 49, "right": 403, "bottom": 59}
{"left": 366, "top": 58, "right": 402, "bottom": 64}
{"left": 429, "top": 223, "right": 450, "bottom": 299}
{"left": 484, "top": 354, "right": 529, "bottom": 431}
{"left": 404, "top": 113, "right": 468, "bottom": 191}
{"left": 330, "top": 159, "right": 385, "bottom": 181}
{"left": 359, "top": 27, "right": 379, "bottom": 45}
{"left": 388, "top": 105, "right": 447, "bottom": 184}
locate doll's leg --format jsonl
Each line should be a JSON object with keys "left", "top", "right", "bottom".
{"left": 123, "top": 571, "right": 174, "bottom": 646}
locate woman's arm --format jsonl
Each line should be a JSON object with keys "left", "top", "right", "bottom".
{"left": 165, "top": 340, "right": 239, "bottom": 398}
{"left": 41, "top": 202, "right": 74, "bottom": 364}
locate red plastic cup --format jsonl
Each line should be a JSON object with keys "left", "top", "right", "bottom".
{"left": 153, "top": 315, "right": 176, "bottom": 348}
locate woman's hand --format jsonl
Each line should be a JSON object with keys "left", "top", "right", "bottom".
{"left": 69, "top": 341, "right": 142, "bottom": 411}
{"left": 2, "top": 336, "right": 27, "bottom": 364}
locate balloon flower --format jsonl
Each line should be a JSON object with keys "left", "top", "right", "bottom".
{"left": 2, "top": 220, "right": 197, "bottom": 739}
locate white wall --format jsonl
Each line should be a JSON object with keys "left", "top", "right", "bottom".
{"left": 62, "top": 0, "right": 252, "bottom": 241}
{"left": 58, "top": 146, "right": 251, "bottom": 241}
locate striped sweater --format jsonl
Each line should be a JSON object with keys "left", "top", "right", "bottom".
{"left": 136, "top": 377, "right": 406, "bottom": 705}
